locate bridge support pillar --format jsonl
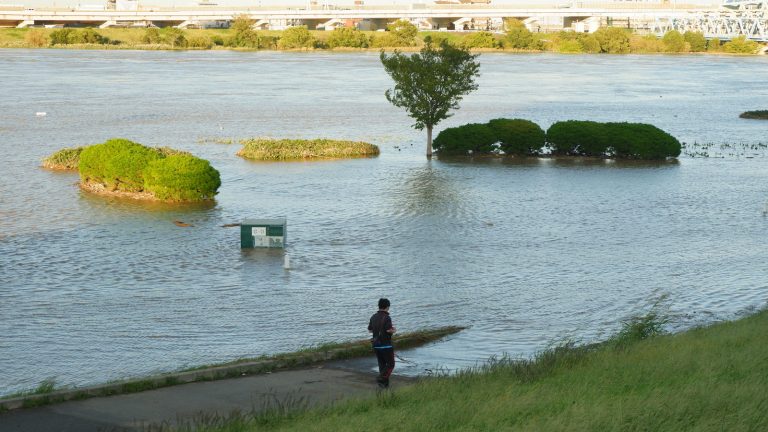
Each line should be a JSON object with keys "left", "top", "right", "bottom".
{"left": 317, "top": 18, "right": 344, "bottom": 30}
{"left": 177, "top": 20, "right": 199, "bottom": 29}
{"left": 453, "top": 17, "right": 471, "bottom": 30}
{"left": 16, "top": 20, "right": 34, "bottom": 28}
{"left": 253, "top": 19, "right": 269, "bottom": 30}
{"left": 411, "top": 17, "right": 435, "bottom": 30}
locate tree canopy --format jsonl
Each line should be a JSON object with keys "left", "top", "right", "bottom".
{"left": 380, "top": 39, "right": 481, "bottom": 158}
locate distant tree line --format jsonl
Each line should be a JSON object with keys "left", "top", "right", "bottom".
{"left": 16, "top": 17, "right": 762, "bottom": 54}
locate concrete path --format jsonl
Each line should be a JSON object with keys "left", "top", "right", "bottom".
{"left": 0, "top": 362, "right": 413, "bottom": 432}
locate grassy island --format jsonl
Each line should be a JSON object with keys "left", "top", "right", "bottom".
{"left": 739, "top": 110, "right": 768, "bottom": 120}
{"left": 44, "top": 138, "right": 221, "bottom": 202}
{"left": 198, "top": 309, "right": 768, "bottom": 431}
{"left": 237, "top": 138, "right": 380, "bottom": 161}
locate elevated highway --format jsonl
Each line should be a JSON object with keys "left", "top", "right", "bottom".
{"left": 3, "top": 3, "right": 766, "bottom": 42}
{"left": 0, "top": 4, "right": 709, "bottom": 31}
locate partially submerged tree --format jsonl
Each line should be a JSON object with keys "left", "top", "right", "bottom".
{"left": 380, "top": 39, "right": 481, "bottom": 158}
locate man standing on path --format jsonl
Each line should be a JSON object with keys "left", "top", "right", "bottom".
{"left": 368, "top": 298, "right": 396, "bottom": 388}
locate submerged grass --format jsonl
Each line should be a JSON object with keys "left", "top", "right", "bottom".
{"left": 181, "top": 326, "right": 464, "bottom": 372}
{"left": 193, "top": 308, "right": 768, "bottom": 432}
{"left": 41, "top": 146, "right": 83, "bottom": 170}
{"left": 739, "top": 110, "right": 768, "bottom": 120}
{"left": 4, "top": 378, "right": 59, "bottom": 409}
{"left": 681, "top": 141, "right": 768, "bottom": 158}
{"left": 237, "top": 138, "right": 380, "bottom": 161}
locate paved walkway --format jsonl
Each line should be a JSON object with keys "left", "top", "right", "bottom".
{"left": 0, "top": 361, "right": 413, "bottom": 432}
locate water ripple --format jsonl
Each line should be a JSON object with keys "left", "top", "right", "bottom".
{"left": 2, "top": 51, "right": 768, "bottom": 394}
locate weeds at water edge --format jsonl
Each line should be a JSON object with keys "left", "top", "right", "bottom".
{"left": 141, "top": 391, "right": 309, "bottom": 432}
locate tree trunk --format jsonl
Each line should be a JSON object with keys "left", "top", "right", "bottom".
{"left": 426, "top": 125, "right": 433, "bottom": 159}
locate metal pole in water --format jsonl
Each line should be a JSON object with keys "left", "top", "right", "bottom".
{"left": 284, "top": 253, "right": 290, "bottom": 270}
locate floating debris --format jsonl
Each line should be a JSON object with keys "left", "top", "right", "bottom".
{"left": 173, "top": 220, "right": 193, "bottom": 227}
{"left": 221, "top": 223, "right": 240, "bottom": 228}
{"left": 35, "top": 112, "right": 47, "bottom": 117}
{"left": 681, "top": 141, "right": 768, "bottom": 159}
{"left": 196, "top": 137, "right": 234, "bottom": 145}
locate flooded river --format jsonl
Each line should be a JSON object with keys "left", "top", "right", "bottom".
{"left": 1, "top": 50, "right": 767, "bottom": 394}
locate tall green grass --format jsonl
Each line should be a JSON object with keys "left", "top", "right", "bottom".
{"left": 41, "top": 146, "right": 83, "bottom": 170}
{"left": 237, "top": 138, "right": 379, "bottom": 161}
{"left": 193, "top": 309, "right": 768, "bottom": 432}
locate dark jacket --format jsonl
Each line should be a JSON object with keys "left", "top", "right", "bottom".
{"left": 368, "top": 310, "right": 393, "bottom": 348}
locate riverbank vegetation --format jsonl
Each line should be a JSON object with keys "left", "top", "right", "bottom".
{"left": 0, "top": 327, "right": 463, "bottom": 409}
{"left": 434, "top": 119, "right": 681, "bottom": 160}
{"left": 183, "top": 308, "right": 768, "bottom": 432}
{"left": 237, "top": 138, "right": 379, "bottom": 161}
{"left": 44, "top": 138, "right": 221, "bottom": 202}
{"left": 1, "top": 19, "right": 763, "bottom": 54}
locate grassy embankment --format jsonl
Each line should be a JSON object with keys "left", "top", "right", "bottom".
{"left": 237, "top": 138, "right": 380, "bottom": 161}
{"left": 190, "top": 309, "right": 768, "bottom": 432}
{"left": 0, "top": 327, "right": 462, "bottom": 409}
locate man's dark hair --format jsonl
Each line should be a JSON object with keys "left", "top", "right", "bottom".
{"left": 378, "top": 298, "right": 390, "bottom": 310}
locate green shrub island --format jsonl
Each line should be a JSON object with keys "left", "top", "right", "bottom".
{"left": 143, "top": 154, "right": 221, "bottom": 201}
{"left": 435, "top": 119, "right": 680, "bottom": 160}
{"left": 237, "top": 138, "right": 380, "bottom": 161}
{"left": 79, "top": 138, "right": 161, "bottom": 191}
{"left": 77, "top": 138, "right": 220, "bottom": 201}
{"left": 488, "top": 119, "right": 546, "bottom": 156}
{"left": 434, "top": 119, "right": 545, "bottom": 156}
{"left": 433, "top": 123, "right": 498, "bottom": 155}
{"left": 547, "top": 121, "right": 682, "bottom": 159}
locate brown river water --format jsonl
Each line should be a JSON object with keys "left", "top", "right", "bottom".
{"left": 0, "top": 49, "right": 767, "bottom": 395}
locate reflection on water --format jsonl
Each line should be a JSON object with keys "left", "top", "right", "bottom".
{"left": 394, "top": 164, "right": 467, "bottom": 218}
{"left": 438, "top": 156, "right": 681, "bottom": 169}
{"left": 1, "top": 50, "right": 768, "bottom": 394}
